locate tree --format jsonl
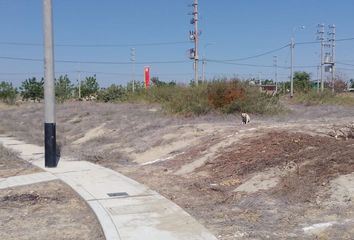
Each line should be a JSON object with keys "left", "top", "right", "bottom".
{"left": 262, "top": 79, "right": 274, "bottom": 85}
{"left": 0, "top": 81, "right": 17, "bottom": 104}
{"left": 55, "top": 75, "right": 74, "bottom": 103}
{"left": 293, "top": 71, "right": 311, "bottom": 92}
{"left": 80, "top": 75, "right": 99, "bottom": 98}
{"left": 20, "top": 77, "right": 44, "bottom": 102}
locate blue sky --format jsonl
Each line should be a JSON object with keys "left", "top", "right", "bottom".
{"left": 1, "top": 0, "right": 354, "bottom": 87}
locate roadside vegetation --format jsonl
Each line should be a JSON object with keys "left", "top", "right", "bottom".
{"left": 294, "top": 90, "right": 354, "bottom": 106}
{"left": 1, "top": 70, "right": 354, "bottom": 115}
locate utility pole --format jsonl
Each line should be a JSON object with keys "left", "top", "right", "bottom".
{"left": 317, "top": 24, "right": 325, "bottom": 92}
{"left": 78, "top": 70, "right": 81, "bottom": 99}
{"left": 328, "top": 24, "right": 336, "bottom": 93}
{"left": 317, "top": 65, "right": 320, "bottom": 93}
{"left": 273, "top": 56, "right": 278, "bottom": 93}
{"left": 77, "top": 63, "right": 81, "bottom": 99}
{"left": 130, "top": 48, "right": 136, "bottom": 92}
{"left": 188, "top": 0, "right": 199, "bottom": 85}
{"left": 202, "top": 57, "right": 205, "bottom": 83}
{"left": 43, "top": 0, "right": 57, "bottom": 167}
{"left": 290, "top": 37, "right": 294, "bottom": 97}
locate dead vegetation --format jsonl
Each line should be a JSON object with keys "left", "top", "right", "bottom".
{"left": 2, "top": 102, "right": 354, "bottom": 239}
{"left": 328, "top": 122, "right": 354, "bottom": 140}
{"left": 0, "top": 144, "right": 41, "bottom": 178}
{"left": 0, "top": 181, "right": 105, "bottom": 240}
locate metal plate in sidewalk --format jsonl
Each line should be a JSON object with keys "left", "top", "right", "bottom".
{"left": 107, "top": 192, "right": 129, "bottom": 197}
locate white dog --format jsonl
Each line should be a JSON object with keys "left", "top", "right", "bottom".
{"left": 241, "top": 113, "right": 250, "bottom": 124}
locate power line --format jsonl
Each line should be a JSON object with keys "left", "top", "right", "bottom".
{"left": 0, "top": 56, "right": 189, "bottom": 65}
{"left": 337, "top": 61, "right": 354, "bottom": 67}
{"left": 293, "top": 37, "right": 354, "bottom": 46}
{"left": 0, "top": 41, "right": 190, "bottom": 48}
{"left": 0, "top": 71, "right": 72, "bottom": 75}
{"left": 208, "top": 44, "right": 290, "bottom": 62}
{"left": 207, "top": 59, "right": 279, "bottom": 68}
{"left": 337, "top": 67, "right": 354, "bottom": 72}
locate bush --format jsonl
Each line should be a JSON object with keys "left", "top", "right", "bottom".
{"left": 206, "top": 80, "right": 245, "bottom": 109}
{"left": 224, "top": 87, "right": 282, "bottom": 114}
{"left": 294, "top": 90, "right": 354, "bottom": 106}
{"left": 162, "top": 85, "right": 210, "bottom": 115}
{"left": 130, "top": 85, "right": 210, "bottom": 115}
{"left": 0, "top": 81, "right": 17, "bottom": 104}
{"left": 97, "top": 84, "right": 127, "bottom": 102}
{"left": 115, "top": 79, "right": 282, "bottom": 116}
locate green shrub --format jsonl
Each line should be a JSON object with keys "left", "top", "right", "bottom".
{"left": 115, "top": 79, "right": 283, "bottom": 116}
{"left": 162, "top": 85, "right": 210, "bottom": 115}
{"left": 97, "top": 84, "right": 127, "bottom": 102}
{"left": 224, "top": 87, "right": 282, "bottom": 114}
{"left": 294, "top": 90, "right": 354, "bottom": 106}
{"left": 0, "top": 81, "right": 17, "bottom": 104}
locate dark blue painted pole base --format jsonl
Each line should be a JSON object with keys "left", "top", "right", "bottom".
{"left": 44, "top": 123, "right": 57, "bottom": 168}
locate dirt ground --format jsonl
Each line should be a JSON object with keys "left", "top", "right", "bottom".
{"left": 0, "top": 145, "right": 41, "bottom": 178}
{"left": 1, "top": 101, "right": 354, "bottom": 239}
{"left": 0, "top": 144, "right": 105, "bottom": 240}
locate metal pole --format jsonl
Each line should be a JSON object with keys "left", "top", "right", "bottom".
{"left": 43, "top": 0, "right": 57, "bottom": 167}
{"left": 318, "top": 24, "right": 325, "bottom": 92}
{"left": 317, "top": 65, "right": 320, "bottom": 93}
{"left": 330, "top": 24, "right": 336, "bottom": 93}
{"left": 202, "top": 58, "right": 205, "bottom": 83}
{"left": 77, "top": 63, "right": 81, "bottom": 99}
{"left": 131, "top": 48, "right": 135, "bottom": 92}
{"left": 290, "top": 37, "right": 294, "bottom": 97}
{"left": 78, "top": 71, "right": 81, "bottom": 99}
{"left": 273, "top": 56, "right": 278, "bottom": 93}
{"left": 193, "top": 0, "right": 199, "bottom": 85}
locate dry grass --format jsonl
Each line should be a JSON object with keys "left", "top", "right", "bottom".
{"left": 0, "top": 144, "right": 41, "bottom": 178}
{"left": 294, "top": 90, "right": 354, "bottom": 106}
{"left": 3, "top": 102, "right": 354, "bottom": 239}
{"left": 0, "top": 181, "right": 104, "bottom": 240}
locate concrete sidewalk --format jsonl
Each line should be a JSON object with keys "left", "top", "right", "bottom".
{"left": 0, "top": 136, "right": 217, "bottom": 240}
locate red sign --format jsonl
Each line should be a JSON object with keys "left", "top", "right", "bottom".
{"left": 144, "top": 66, "right": 150, "bottom": 88}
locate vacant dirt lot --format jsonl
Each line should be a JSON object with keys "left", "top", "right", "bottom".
{"left": 1, "top": 101, "right": 354, "bottom": 239}
{"left": 0, "top": 144, "right": 104, "bottom": 240}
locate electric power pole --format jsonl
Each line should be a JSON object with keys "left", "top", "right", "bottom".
{"left": 202, "top": 57, "right": 205, "bottom": 83}
{"left": 77, "top": 63, "right": 81, "bottom": 99}
{"left": 317, "top": 65, "right": 320, "bottom": 93}
{"left": 317, "top": 24, "right": 325, "bottom": 92}
{"left": 188, "top": 0, "right": 199, "bottom": 85}
{"left": 43, "top": 0, "right": 57, "bottom": 167}
{"left": 131, "top": 48, "right": 136, "bottom": 92}
{"left": 290, "top": 37, "right": 294, "bottom": 97}
{"left": 328, "top": 24, "right": 336, "bottom": 93}
{"left": 78, "top": 70, "right": 81, "bottom": 99}
{"left": 273, "top": 56, "right": 278, "bottom": 93}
